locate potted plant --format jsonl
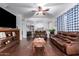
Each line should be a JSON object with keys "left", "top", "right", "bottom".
{"left": 49, "top": 29, "right": 55, "bottom": 34}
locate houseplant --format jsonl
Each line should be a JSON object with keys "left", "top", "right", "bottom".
{"left": 49, "top": 29, "right": 55, "bottom": 34}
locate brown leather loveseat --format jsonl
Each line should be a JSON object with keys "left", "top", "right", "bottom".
{"left": 50, "top": 32, "right": 79, "bottom": 55}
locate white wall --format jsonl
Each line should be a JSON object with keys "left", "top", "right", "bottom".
{"left": 34, "top": 23, "right": 47, "bottom": 31}
{"left": 25, "top": 17, "right": 57, "bottom": 38}
{"left": 22, "top": 20, "right": 27, "bottom": 38}
{"left": 16, "top": 15, "right": 58, "bottom": 39}
{"left": 16, "top": 14, "right": 23, "bottom": 40}
{"left": 26, "top": 18, "right": 52, "bottom": 30}
{"left": 16, "top": 15, "right": 28, "bottom": 39}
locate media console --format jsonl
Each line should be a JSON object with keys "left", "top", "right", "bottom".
{"left": 0, "top": 28, "right": 20, "bottom": 53}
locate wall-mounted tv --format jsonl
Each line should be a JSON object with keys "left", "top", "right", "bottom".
{"left": 0, "top": 7, "right": 16, "bottom": 28}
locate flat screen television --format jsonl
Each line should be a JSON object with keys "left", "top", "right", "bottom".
{"left": 0, "top": 7, "right": 16, "bottom": 28}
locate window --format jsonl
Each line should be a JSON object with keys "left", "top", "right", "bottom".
{"left": 57, "top": 4, "right": 79, "bottom": 32}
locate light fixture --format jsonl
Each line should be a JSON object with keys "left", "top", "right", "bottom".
{"left": 32, "top": 5, "right": 49, "bottom": 15}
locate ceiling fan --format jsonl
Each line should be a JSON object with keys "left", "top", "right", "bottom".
{"left": 32, "top": 6, "right": 49, "bottom": 15}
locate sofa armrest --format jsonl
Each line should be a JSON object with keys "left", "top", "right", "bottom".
{"left": 65, "top": 42, "right": 79, "bottom": 55}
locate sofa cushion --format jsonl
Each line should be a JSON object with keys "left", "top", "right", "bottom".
{"left": 52, "top": 37, "right": 66, "bottom": 46}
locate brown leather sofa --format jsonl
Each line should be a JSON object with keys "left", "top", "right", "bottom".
{"left": 50, "top": 32, "right": 79, "bottom": 55}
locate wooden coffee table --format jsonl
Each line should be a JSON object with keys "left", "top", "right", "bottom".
{"left": 32, "top": 38, "right": 46, "bottom": 56}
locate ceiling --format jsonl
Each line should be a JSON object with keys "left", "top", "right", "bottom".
{"left": 0, "top": 3, "right": 77, "bottom": 19}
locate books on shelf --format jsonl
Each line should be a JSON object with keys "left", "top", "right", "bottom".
{"left": 0, "top": 32, "right": 6, "bottom": 39}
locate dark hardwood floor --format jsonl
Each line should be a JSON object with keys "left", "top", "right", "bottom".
{"left": 0, "top": 39, "right": 66, "bottom": 56}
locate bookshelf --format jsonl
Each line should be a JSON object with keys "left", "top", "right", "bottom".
{"left": 0, "top": 28, "right": 20, "bottom": 52}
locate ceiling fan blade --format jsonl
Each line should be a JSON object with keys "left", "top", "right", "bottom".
{"left": 43, "top": 9, "right": 49, "bottom": 11}
{"left": 42, "top": 12, "right": 46, "bottom": 15}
